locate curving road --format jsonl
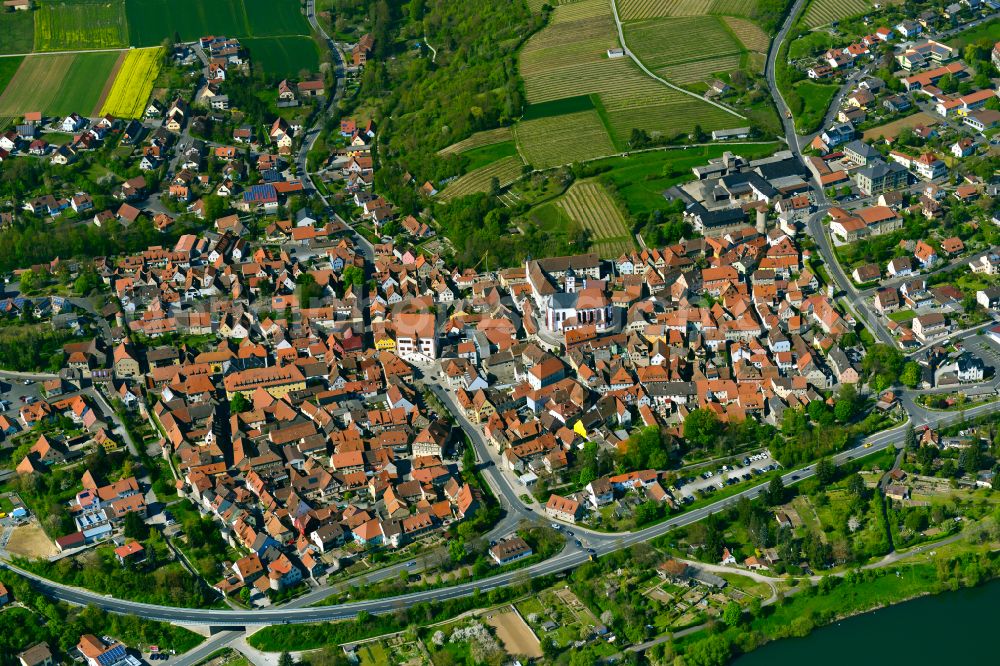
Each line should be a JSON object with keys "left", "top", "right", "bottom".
{"left": 6, "top": 397, "right": 999, "bottom": 626}
{"left": 764, "top": 0, "right": 895, "bottom": 347}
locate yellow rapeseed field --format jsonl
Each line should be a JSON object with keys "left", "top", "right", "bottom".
{"left": 100, "top": 47, "right": 163, "bottom": 118}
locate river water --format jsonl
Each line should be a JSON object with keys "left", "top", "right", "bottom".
{"left": 733, "top": 578, "right": 1000, "bottom": 665}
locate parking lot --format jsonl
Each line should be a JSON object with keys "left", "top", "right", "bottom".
{"left": 0, "top": 375, "right": 44, "bottom": 421}
{"left": 674, "top": 453, "right": 780, "bottom": 502}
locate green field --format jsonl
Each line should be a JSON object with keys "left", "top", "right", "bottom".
{"left": 243, "top": 0, "right": 311, "bottom": 36}
{"left": 0, "top": 11, "right": 34, "bottom": 55}
{"left": 624, "top": 16, "right": 742, "bottom": 70}
{"left": 802, "top": 0, "right": 874, "bottom": 28}
{"left": 125, "top": 0, "right": 250, "bottom": 46}
{"left": 0, "top": 58, "right": 24, "bottom": 95}
{"left": 0, "top": 52, "right": 119, "bottom": 116}
{"left": 522, "top": 94, "right": 595, "bottom": 120}
{"left": 617, "top": 0, "right": 761, "bottom": 21}
{"left": 34, "top": 0, "right": 129, "bottom": 51}
{"left": 518, "top": 0, "right": 741, "bottom": 144}
{"left": 439, "top": 155, "right": 525, "bottom": 200}
{"left": 586, "top": 142, "right": 779, "bottom": 215}
{"left": 461, "top": 140, "right": 519, "bottom": 172}
{"left": 242, "top": 36, "right": 319, "bottom": 76}
{"left": 124, "top": 0, "right": 314, "bottom": 66}
{"left": 438, "top": 126, "right": 513, "bottom": 155}
{"left": 515, "top": 110, "right": 617, "bottom": 169}
{"left": 556, "top": 180, "right": 635, "bottom": 257}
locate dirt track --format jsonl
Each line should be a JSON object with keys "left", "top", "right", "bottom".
{"left": 486, "top": 608, "right": 542, "bottom": 658}
{"left": 7, "top": 523, "right": 58, "bottom": 559}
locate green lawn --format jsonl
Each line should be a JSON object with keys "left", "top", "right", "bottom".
{"left": 752, "top": 565, "right": 939, "bottom": 636}
{"left": 0, "top": 11, "right": 34, "bottom": 55}
{"left": 793, "top": 80, "right": 838, "bottom": 133}
{"left": 947, "top": 17, "right": 999, "bottom": 49}
{"left": 788, "top": 31, "right": 834, "bottom": 60}
{"left": 358, "top": 642, "right": 391, "bottom": 666}
{"left": 586, "top": 142, "right": 780, "bottom": 216}
{"left": 888, "top": 309, "right": 915, "bottom": 323}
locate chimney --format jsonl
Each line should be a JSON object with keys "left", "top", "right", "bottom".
{"left": 756, "top": 208, "right": 766, "bottom": 234}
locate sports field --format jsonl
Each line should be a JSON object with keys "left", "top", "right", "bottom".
{"left": 439, "top": 155, "right": 525, "bottom": 201}
{"left": 486, "top": 610, "right": 543, "bottom": 659}
{"left": 0, "top": 51, "right": 120, "bottom": 117}
{"left": 34, "top": 0, "right": 129, "bottom": 51}
{"left": 515, "top": 110, "right": 616, "bottom": 169}
{"left": 802, "top": 0, "right": 874, "bottom": 28}
{"left": 100, "top": 47, "right": 163, "bottom": 117}
{"left": 242, "top": 36, "right": 319, "bottom": 76}
{"left": 556, "top": 181, "right": 635, "bottom": 258}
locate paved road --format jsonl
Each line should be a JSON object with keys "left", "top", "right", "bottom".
{"left": 763, "top": 0, "right": 903, "bottom": 349}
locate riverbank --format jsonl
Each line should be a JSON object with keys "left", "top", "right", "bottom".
{"left": 734, "top": 564, "right": 1000, "bottom": 664}
{"left": 671, "top": 545, "right": 1000, "bottom": 664}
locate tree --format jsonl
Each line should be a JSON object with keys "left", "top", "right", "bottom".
{"left": 684, "top": 409, "right": 721, "bottom": 449}
{"left": 900, "top": 361, "right": 922, "bottom": 388}
{"left": 722, "top": 601, "right": 742, "bottom": 627}
{"left": 815, "top": 458, "right": 836, "bottom": 486}
{"left": 230, "top": 392, "right": 250, "bottom": 413}
{"left": 684, "top": 635, "right": 732, "bottom": 666}
{"left": 278, "top": 652, "right": 295, "bottom": 666}
{"left": 19, "top": 268, "right": 39, "bottom": 294}
{"left": 847, "top": 473, "right": 866, "bottom": 498}
{"left": 342, "top": 265, "right": 364, "bottom": 288}
{"left": 765, "top": 476, "right": 785, "bottom": 505}
{"left": 122, "top": 511, "right": 148, "bottom": 541}
{"left": 905, "top": 424, "right": 917, "bottom": 451}
{"left": 448, "top": 537, "right": 466, "bottom": 564}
